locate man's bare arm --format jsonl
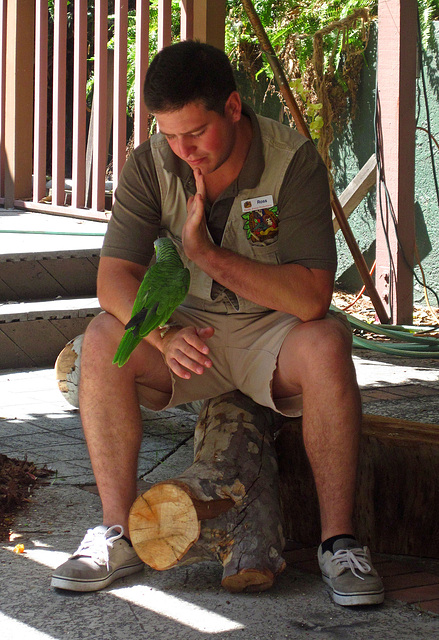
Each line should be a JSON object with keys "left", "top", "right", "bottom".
{"left": 191, "top": 245, "right": 333, "bottom": 321}
{"left": 97, "top": 256, "right": 147, "bottom": 326}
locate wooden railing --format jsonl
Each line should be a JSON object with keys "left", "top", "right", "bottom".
{"left": 0, "top": 0, "right": 225, "bottom": 221}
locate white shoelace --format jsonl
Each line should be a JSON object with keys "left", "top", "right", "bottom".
{"left": 73, "top": 525, "right": 125, "bottom": 570}
{"left": 332, "top": 547, "right": 372, "bottom": 581}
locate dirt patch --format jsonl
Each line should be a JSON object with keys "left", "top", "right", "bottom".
{"left": 332, "top": 290, "right": 439, "bottom": 329}
{"left": 0, "top": 454, "right": 53, "bottom": 541}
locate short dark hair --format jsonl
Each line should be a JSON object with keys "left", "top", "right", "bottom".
{"left": 143, "top": 40, "right": 237, "bottom": 114}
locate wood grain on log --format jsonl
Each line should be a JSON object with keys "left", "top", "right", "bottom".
{"left": 129, "top": 483, "right": 200, "bottom": 570}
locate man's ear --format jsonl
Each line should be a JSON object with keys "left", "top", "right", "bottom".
{"left": 224, "top": 91, "right": 242, "bottom": 123}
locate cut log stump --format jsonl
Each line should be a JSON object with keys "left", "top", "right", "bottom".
{"left": 54, "top": 333, "right": 84, "bottom": 408}
{"left": 276, "top": 414, "right": 439, "bottom": 558}
{"left": 129, "top": 390, "right": 286, "bottom": 592}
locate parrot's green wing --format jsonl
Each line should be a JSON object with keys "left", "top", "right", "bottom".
{"left": 113, "top": 238, "right": 190, "bottom": 367}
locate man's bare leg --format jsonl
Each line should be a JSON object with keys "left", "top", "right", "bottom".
{"left": 79, "top": 312, "right": 173, "bottom": 534}
{"left": 272, "top": 315, "right": 361, "bottom": 541}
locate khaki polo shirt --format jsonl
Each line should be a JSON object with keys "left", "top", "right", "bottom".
{"left": 102, "top": 105, "right": 337, "bottom": 272}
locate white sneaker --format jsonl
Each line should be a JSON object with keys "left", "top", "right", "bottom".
{"left": 318, "top": 538, "right": 384, "bottom": 606}
{"left": 51, "top": 525, "right": 144, "bottom": 592}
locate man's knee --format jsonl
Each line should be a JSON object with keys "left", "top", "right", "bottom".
{"left": 83, "top": 312, "right": 124, "bottom": 351}
{"left": 294, "top": 314, "right": 352, "bottom": 360}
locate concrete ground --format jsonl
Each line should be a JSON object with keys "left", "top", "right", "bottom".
{"left": 1, "top": 349, "right": 439, "bottom": 639}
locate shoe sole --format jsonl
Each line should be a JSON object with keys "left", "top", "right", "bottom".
{"left": 322, "top": 574, "right": 384, "bottom": 606}
{"left": 51, "top": 561, "right": 144, "bottom": 592}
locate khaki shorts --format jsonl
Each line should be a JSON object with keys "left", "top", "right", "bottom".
{"left": 136, "top": 306, "right": 304, "bottom": 417}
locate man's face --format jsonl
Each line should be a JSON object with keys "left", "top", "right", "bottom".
{"left": 155, "top": 96, "right": 239, "bottom": 176}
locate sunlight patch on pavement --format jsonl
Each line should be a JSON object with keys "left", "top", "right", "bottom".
{"left": 110, "top": 584, "right": 245, "bottom": 633}
{"left": 3, "top": 544, "right": 244, "bottom": 634}
{"left": 4, "top": 545, "right": 70, "bottom": 569}
{"left": 0, "top": 612, "right": 58, "bottom": 640}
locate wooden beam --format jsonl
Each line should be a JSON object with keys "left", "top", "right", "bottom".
{"left": 334, "top": 155, "right": 377, "bottom": 233}
{"left": 375, "top": 0, "right": 417, "bottom": 324}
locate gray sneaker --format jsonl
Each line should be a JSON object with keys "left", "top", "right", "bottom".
{"left": 51, "top": 525, "right": 144, "bottom": 592}
{"left": 318, "top": 538, "right": 384, "bottom": 606}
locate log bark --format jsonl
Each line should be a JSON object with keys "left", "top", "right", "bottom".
{"left": 129, "top": 390, "right": 286, "bottom": 592}
{"left": 276, "top": 414, "right": 439, "bottom": 558}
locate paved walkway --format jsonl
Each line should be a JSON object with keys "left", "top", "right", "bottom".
{"left": 1, "top": 348, "right": 439, "bottom": 639}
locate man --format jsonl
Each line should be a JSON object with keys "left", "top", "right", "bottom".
{"left": 51, "top": 40, "right": 384, "bottom": 606}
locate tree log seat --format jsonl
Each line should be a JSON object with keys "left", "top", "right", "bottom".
{"left": 276, "top": 414, "right": 439, "bottom": 559}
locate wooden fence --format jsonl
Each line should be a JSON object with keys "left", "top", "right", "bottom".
{"left": 0, "top": 0, "right": 225, "bottom": 221}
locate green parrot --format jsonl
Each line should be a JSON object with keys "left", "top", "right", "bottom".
{"left": 113, "top": 237, "right": 190, "bottom": 367}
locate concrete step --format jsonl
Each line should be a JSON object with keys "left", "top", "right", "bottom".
{"left": 0, "top": 297, "right": 100, "bottom": 370}
{"left": 0, "top": 209, "right": 104, "bottom": 302}
{"left": 0, "top": 248, "right": 100, "bottom": 303}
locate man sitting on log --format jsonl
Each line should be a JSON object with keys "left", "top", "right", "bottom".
{"left": 51, "top": 40, "right": 384, "bottom": 606}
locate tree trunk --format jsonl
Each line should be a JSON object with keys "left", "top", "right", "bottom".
{"left": 276, "top": 414, "right": 439, "bottom": 558}
{"left": 129, "top": 390, "right": 286, "bottom": 592}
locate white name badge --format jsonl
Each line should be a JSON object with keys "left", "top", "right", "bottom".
{"left": 241, "top": 195, "right": 274, "bottom": 212}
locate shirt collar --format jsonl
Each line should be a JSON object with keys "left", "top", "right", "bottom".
{"left": 161, "top": 103, "right": 264, "bottom": 196}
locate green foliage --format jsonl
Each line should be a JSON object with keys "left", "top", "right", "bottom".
{"left": 226, "top": 1, "right": 377, "bottom": 79}
{"left": 290, "top": 79, "right": 323, "bottom": 138}
{"left": 419, "top": 0, "right": 439, "bottom": 46}
{"left": 225, "top": 0, "right": 439, "bottom": 130}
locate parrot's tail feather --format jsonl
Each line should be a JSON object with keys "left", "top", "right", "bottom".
{"left": 113, "top": 330, "right": 142, "bottom": 367}
{"left": 125, "top": 308, "right": 148, "bottom": 331}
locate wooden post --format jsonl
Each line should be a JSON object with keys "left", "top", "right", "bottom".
{"left": 334, "top": 155, "right": 377, "bottom": 234}
{"left": 180, "top": 0, "right": 194, "bottom": 41}
{"left": 192, "top": 0, "right": 226, "bottom": 50}
{"left": 375, "top": 0, "right": 417, "bottom": 324}
{"left": 0, "top": 0, "right": 6, "bottom": 198}
{"left": 112, "top": 1, "right": 128, "bottom": 197}
{"left": 4, "top": 0, "right": 34, "bottom": 207}
{"left": 133, "top": 0, "right": 149, "bottom": 148}
{"left": 33, "top": 0, "right": 48, "bottom": 205}
{"left": 158, "top": 0, "right": 172, "bottom": 50}
{"left": 51, "top": 0, "right": 67, "bottom": 207}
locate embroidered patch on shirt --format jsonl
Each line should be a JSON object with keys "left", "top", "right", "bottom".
{"left": 241, "top": 197, "right": 279, "bottom": 243}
